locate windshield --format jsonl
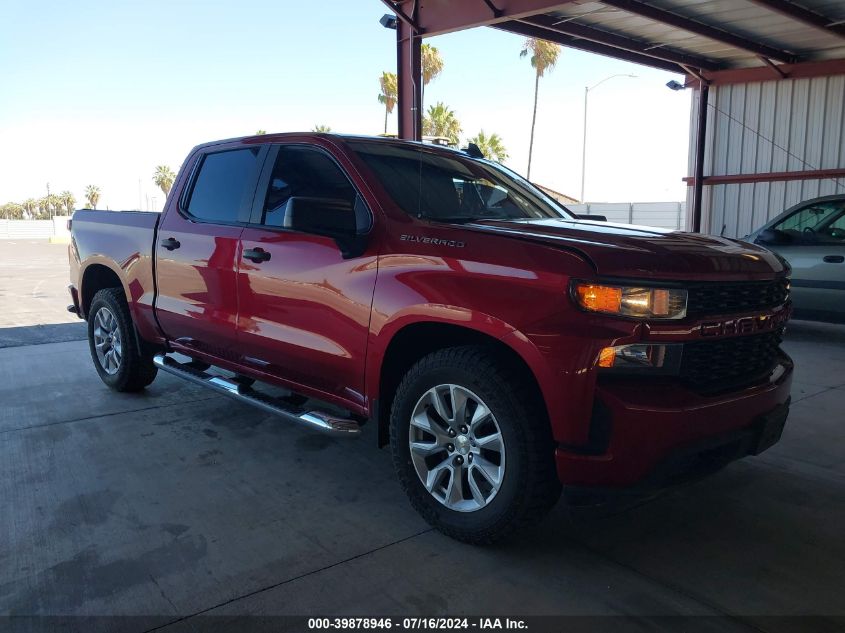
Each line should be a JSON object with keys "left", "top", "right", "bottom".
{"left": 347, "top": 140, "right": 573, "bottom": 222}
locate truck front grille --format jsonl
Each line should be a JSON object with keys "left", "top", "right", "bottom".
{"left": 687, "top": 278, "right": 789, "bottom": 317}
{"left": 680, "top": 329, "right": 784, "bottom": 394}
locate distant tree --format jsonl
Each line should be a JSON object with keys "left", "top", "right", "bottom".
{"left": 37, "top": 197, "right": 50, "bottom": 218}
{"left": 153, "top": 165, "right": 176, "bottom": 196}
{"left": 1, "top": 202, "right": 24, "bottom": 219}
{"left": 378, "top": 71, "right": 398, "bottom": 134}
{"left": 85, "top": 185, "right": 101, "bottom": 209}
{"left": 520, "top": 37, "right": 561, "bottom": 179}
{"left": 312, "top": 124, "right": 332, "bottom": 133}
{"left": 59, "top": 191, "right": 76, "bottom": 215}
{"left": 46, "top": 194, "right": 62, "bottom": 217}
{"left": 422, "top": 102, "right": 461, "bottom": 145}
{"left": 421, "top": 43, "right": 444, "bottom": 107}
{"left": 469, "top": 130, "right": 508, "bottom": 162}
{"left": 255, "top": 129, "right": 267, "bottom": 135}
{"left": 21, "top": 198, "right": 37, "bottom": 218}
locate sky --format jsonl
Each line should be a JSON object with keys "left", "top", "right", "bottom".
{"left": 0, "top": 0, "right": 692, "bottom": 212}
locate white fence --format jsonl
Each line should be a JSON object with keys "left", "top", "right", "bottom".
{"left": 567, "top": 202, "right": 686, "bottom": 231}
{"left": 0, "top": 217, "right": 71, "bottom": 240}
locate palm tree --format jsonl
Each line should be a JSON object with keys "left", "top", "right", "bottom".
{"left": 469, "top": 130, "right": 508, "bottom": 162}
{"left": 1, "top": 203, "right": 24, "bottom": 219}
{"left": 153, "top": 165, "right": 176, "bottom": 196}
{"left": 37, "top": 197, "right": 50, "bottom": 218}
{"left": 520, "top": 38, "right": 561, "bottom": 179}
{"left": 47, "top": 194, "right": 62, "bottom": 217}
{"left": 421, "top": 43, "right": 444, "bottom": 108}
{"left": 255, "top": 130, "right": 267, "bottom": 135}
{"left": 422, "top": 102, "right": 461, "bottom": 145}
{"left": 312, "top": 124, "right": 332, "bottom": 133}
{"left": 85, "top": 185, "right": 101, "bottom": 209}
{"left": 378, "top": 71, "right": 398, "bottom": 134}
{"left": 21, "top": 198, "right": 37, "bottom": 219}
{"left": 59, "top": 191, "right": 76, "bottom": 215}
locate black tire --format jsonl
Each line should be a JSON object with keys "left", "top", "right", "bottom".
{"left": 87, "top": 287, "right": 157, "bottom": 392}
{"left": 389, "top": 346, "right": 561, "bottom": 544}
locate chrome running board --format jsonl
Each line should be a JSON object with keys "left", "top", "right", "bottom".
{"left": 153, "top": 354, "right": 361, "bottom": 437}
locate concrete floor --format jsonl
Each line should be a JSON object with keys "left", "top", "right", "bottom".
{"left": 1, "top": 241, "right": 844, "bottom": 630}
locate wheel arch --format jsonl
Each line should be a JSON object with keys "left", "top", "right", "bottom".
{"left": 80, "top": 261, "right": 127, "bottom": 318}
{"left": 374, "top": 320, "right": 549, "bottom": 448}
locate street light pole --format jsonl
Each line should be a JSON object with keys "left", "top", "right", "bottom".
{"left": 580, "top": 74, "right": 636, "bottom": 203}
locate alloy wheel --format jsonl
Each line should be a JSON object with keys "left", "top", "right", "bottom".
{"left": 408, "top": 384, "right": 506, "bottom": 512}
{"left": 93, "top": 306, "right": 122, "bottom": 375}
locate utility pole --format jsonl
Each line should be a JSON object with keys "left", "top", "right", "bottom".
{"left": 580, "top": 74, "right": 636, "bottom": 203}
{"left": 46, "top": 182, "right": 51, "bottom": 219}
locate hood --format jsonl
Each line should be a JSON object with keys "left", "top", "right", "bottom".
{"left": 462, "top": 218, "right": 787, "bottom": 280}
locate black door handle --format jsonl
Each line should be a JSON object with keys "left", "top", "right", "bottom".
{"left": 243, "top": 247, "right": 271, "bottom": 263}
{"left": 160, "top": 237, "right": 181, "bottom": 251}
{"left": 823, "top": 255, "right": 844, "bottom": 263}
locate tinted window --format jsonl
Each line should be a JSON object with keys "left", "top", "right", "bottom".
{"left": 262, "top": 146, "right": 357, "bottom": 227}
{"left": 773, "top": 200, "right": 844, "bottom": 239}
{"left": 348, "top": 141, "right": 571, "bottom": 222}
{"left": 186, "top": 148, "right": 260, "bottom": 223}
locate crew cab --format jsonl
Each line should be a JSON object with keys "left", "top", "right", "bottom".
{"left": 68, "top": 133, "right": 793, "bottom": 543}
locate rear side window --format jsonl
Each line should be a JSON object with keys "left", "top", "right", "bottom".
{"left": 185, "top": 148, "right": 260, "bottom": 223}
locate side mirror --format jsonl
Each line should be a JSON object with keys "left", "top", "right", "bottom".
{"left": 575, "top": 213, "right": 607, "bottom": 222}
{"left": 755, "top": 228, "right": 791, "bottom": 246}
{"left": 283, "top": 196, "right": 371, "bottom": 258}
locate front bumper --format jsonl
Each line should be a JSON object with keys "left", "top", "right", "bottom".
{"left": 554, "top": 351, "right": 793, "bottom": 488}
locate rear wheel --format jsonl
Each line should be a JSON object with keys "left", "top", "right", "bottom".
{"left": 87, "top": 288, "right": 157, "bottom": 392}
{"left": 390, "top": 346, "right": 561, "bottom": 544}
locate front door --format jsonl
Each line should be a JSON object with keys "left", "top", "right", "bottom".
{"left": 155, "top": 145, "right": 264, "bottom": 358}
{"left": 763, "top": 199, "right": 845, "bottom": 318}
{"left": 236, "top": 144, "right": 377, "bottom": 408}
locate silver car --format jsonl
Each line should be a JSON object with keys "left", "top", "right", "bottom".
{"left": 747, "top": 194, "right": 845, "bottom": 323}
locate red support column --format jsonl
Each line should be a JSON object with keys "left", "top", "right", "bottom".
{"left": 397, "top": 16, "right": 422, "bottom": 141}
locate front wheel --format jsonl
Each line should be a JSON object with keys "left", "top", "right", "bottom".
{"left": 390, "top": 346, "right": 561, "bottom": 544}
{"left": 87, "top": 288, "right": 157, "bottom": 392}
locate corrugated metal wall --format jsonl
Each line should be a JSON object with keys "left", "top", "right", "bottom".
{"left": 686, "top": 74, "right": 845, "bottom": 237}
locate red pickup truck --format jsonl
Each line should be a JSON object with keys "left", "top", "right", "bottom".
{"left": 69, "top": 133, "right": 793, "bottom": 543}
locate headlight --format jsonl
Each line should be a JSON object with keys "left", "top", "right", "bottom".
{"left": 572, "top": 282, "right": 688, "bottom": 320}
{"left": 597, "top": 343, "right": 683, "bottom": 374}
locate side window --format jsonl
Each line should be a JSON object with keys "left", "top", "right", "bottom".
{"left": 822, "top": 211, "right": 845, "bottom": 241}
{"left": 773, "top": 201, "right": 843, "bottom": 240}
{"left": 261, "top": 146, "right": 357, "bottom": 228}
{"left": 185, "top": 148, "right": 260, "bottom": 223}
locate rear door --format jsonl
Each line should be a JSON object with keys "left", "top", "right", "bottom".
{"left": 155, "top": 144, "right": 266, "bottom": 358}
{"left": 236, "top": 144, "right": 378, "bottom": 408}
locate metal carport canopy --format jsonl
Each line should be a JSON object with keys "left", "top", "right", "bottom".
{"left": 382, "top": 0, "right": 845, "bottom": 231}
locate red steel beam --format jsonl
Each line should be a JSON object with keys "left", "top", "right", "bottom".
{"left": 688, "top": 58, "right": 845, "bottom": 87}
{"left": 519, "top": 14, "right": 721, "bottom": 71}
{"left": 391, "top": 0, "right": 580, "bottom": 38}
{"left": 746, "top": 0, "right": 845, "bottom": 39}
{"left": 396, "top": 15, "right": 422, "bottom": 141}
{"left": 495, "top": 20, "right": 685, "bottom": 74}
{"left": 598, "top": 0, "right": 800, "bottom": 64}
{"left": 682, "top": 168, "right": 845, "bottom": 186}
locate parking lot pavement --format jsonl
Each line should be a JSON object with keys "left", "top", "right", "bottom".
{"left": 1, "top": 324, "right": 843, "bottom": 629}
{"left": 0, "top": 240, "right": 79, "bottom": 330}
{"left": 1, "top": 242, "right": 844, "bottom": 629}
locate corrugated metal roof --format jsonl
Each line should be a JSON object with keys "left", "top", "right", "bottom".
{"left": 498, "top": 0, "right": 845, "bottom": 72}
